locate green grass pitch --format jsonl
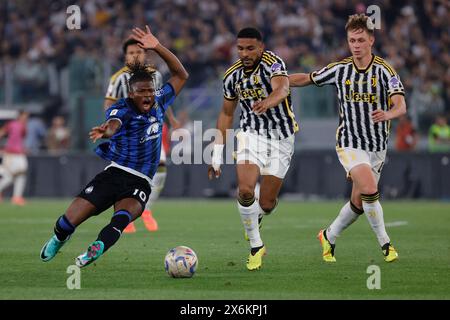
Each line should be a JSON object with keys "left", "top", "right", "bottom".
{"left": 0, "top": 199, "right": 449, "bottom": 299}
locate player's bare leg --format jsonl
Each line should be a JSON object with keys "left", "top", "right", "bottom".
{"left": 40, "top": 198, "right": 98, "bottom": 262}
{"left": 259, "top": 175, "right": 283, "bottom": 214}
{"left": 76, "top": 198, "right": 143, "bottom": 267}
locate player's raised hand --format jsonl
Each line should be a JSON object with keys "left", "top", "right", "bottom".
{"left": 372, "top": 109, "right": 391, "bottom": 123}
{"left": 131, "top": 25, "right": 160, "bottom": 50}
{"left": 252, "top": 100, "right": 268, "bottom": 115}
{"left": 207, "top": 165, "right": 221, "bottom": 180}
{"left": 89, "top": 123, "right": 107, "bottom": 143}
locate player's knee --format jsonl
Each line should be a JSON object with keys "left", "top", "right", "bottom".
{"left": 259, "top": 198, "right": 277, "bottom": 213}
{"left": 360, "top": 186, "right": 378, "bottom": 196}
{"left": 238, "top": 187, "right": 255, "bottom": 201}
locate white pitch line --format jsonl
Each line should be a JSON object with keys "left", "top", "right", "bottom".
{"left": 385, "top": 221, "right": 408, "bottom": 227}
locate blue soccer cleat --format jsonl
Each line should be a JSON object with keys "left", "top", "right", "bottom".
{"left": 75, "top": 240, "right": 105, "bottom": 268}
{"left": 40, "top": 235, "right": 70, "bottom": 262}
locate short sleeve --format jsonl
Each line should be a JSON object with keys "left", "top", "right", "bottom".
{"left": 386, "top": 74, "right": 405, "bottom": 97}
{"left": 155, "top": 83, "right": 176, "bottom": 112}
{"left": 269, "top": 59, "right": 288, "bottom": 78}
{"left": 105, "top": 105, "right": 128, "bottom": 125}
{"left": 223, "top": 73, "right": 237, "bottom": 100}
{"left": 310, "top": 63, "right": 341, "bottom": 86}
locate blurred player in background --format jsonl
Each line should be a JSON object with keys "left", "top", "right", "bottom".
{"left": 289, "top": 14, "right": 407, "bottom": 263}
{"left": 40, "top": 26, "right": 188, "bottom": 267}
{"left": 104, "top": 38, "right": 180, "bottom": 233}
{"left": 209, "top": 27, "right": 298, "bottom": 271}
{"left": 0, "top": 110, "right": 29, "bottom": 206}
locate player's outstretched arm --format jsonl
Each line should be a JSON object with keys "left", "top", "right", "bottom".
{"left": 288, "top": 73, "right": 313, "bottom": 87}
{"left": 89, "top": 119, "right": 121, "bottom": 143}
{"left": 131, "top": 25, "right": 189, "bottom": 95}
{"left": 372, "top": 94, "right": 407, "bottom": 123}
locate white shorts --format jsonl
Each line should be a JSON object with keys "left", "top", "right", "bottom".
{"left": 236, "top": 131, "right": 295, "bottom": 179}
{"left": 336, "top": 147, "right": 386, "bottom": 182}
{"left": 1, "top": 153, "right": 28, "bottom": 175}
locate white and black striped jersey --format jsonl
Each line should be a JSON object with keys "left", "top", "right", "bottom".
{"left": 105, "top": 66, "right": 163, "bottom": 100}
{"left": 310, "top": 54, "right": 405, "bottom": 151}
{"left": 223, "top": 50, "right": 299, "bottom": 140}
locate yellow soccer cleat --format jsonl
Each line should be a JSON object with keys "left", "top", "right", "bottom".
{"left": 246, "top": 246, "right": 266, "bottom": 271}
{"left": 382, "top": 243, "right": 398, "bottom": 262}
{"left": 317, "top": 229, "right": 336, "bottom": 262}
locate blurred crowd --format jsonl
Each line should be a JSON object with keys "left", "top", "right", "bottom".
{"left": 1, "top": 0, "right": 449, "bottom": 138}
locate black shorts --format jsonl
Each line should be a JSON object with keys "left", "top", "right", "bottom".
{"left": 78, "top": 167, "right": 151, "bottom": 213}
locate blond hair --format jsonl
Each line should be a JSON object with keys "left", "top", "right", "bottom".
{"left": 345, "top": 14, "right": 375, "bottom": 35}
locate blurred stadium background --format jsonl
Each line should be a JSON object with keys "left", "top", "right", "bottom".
{"left": 1, "top": 0, "right": 450, "bottom": 302}
{"left": 0, "top": 0, "right": 449, "bottom": 199}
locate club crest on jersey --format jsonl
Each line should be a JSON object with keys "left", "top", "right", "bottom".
{"left": 252, "top": 75, "right": 261, "bottom": 85}
{"left": 140, "top": 122, "right": 160, "bottom": 143}
{"left": 371, "top": 76, "right": 377, "bottom": 87}
{"left": 271, "top": 62, "right": 282, "bottom": 73}
{"left": 389, "top": 76, "right": 400, "bottom": 89}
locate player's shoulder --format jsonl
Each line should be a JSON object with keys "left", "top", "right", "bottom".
{"left": 107, "top": 98, "right": 129, "bottom": 113}
{"left": 326, "top": 56, "right": 352, "bottom": 69}
{"left": 109, "top": 66, "right": 129, "bottom": 83}
{"left": 223, "top": 59, "right": 244, "bottom": 80}
{"left": 262, "top": 50, "right": 285, "bottom": 64}
{"left": 373, "top": 55, "right": 397, "bottom": 76}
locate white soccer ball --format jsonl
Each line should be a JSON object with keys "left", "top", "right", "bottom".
{"left": 164, "top": 246, "right": 198, "bottom": 278}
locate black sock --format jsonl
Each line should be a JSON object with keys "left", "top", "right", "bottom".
{"left": 54, "top": 215, "right": 75, "bottom": 241}
{"left": 96, "top": 210, "right": 132, "bottom": 252}
{"left": 251, "top": 245, "right": 264, "bottom": 256}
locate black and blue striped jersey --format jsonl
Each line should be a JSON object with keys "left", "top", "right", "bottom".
{"left": 96, "top": 83, "right": 175, "bottom": 180}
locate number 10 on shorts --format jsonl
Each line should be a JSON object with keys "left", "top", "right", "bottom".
{"left": 133, "top": 189, "right": 147, "bottom": 202}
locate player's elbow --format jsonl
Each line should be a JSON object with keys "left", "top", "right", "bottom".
{"left": 180, "top": 69, "right": 189, "bottom": 81}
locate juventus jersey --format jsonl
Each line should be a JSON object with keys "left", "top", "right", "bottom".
{"left": 105, "top": 66, "right": 163, "bottom": 101}
{"left": 223, "top": 50, "right": 299, "bottom": 140}
{"left": 311, "top": 54, "right": 405, "bottom": 151}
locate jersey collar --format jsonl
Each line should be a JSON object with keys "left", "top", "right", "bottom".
{"left": 352, "top": 54, "right": 375, "bottom": 73}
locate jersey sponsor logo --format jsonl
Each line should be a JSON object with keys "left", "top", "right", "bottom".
{"left": 389, "top": 76, "right": 400, "bottom": 88}
{"left": 271, "top": 62, "right": 282, "bottom": 72}
{"left": 238, "top": 88, "right": 266, "bottom": 100}
{"left": 344, "top": 90, "right": 379, "bottom": 104}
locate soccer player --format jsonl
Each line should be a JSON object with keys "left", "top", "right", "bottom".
{"left": 0, "top": 110, "right": 29, "bottom": 206}
{"left": 289, "top": 14, "right": 406, "bottom": 263}
{"left": 208, "top": 27, "right": 299, "bottom": 271}
{"left": 40, "top": 26, "right": 188, "bottom": 267}
{"left": 104, "top": 38, "right": 180, "bottom": 233}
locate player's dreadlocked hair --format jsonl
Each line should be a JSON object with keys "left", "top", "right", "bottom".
{"left": 126, "top": 60, "right": 156, "bottom": 92}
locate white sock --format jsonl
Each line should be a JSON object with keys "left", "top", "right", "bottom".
{"left": 327, "top": 201, "right": 360, "bottom": 244}
{"left": 0, "top": 170, "right": 13, "bottom": 193}
{"left": 145, "top": 170, "right": 167, "bottom": 211}
{"left": 13, "top": 174, "right": 26, "bottom": 198}
{"left": 362, "top": 196, "right": 390, "bottom": 246}
{"left": 238, "top": 199, "right": 263, "bottom": 248}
